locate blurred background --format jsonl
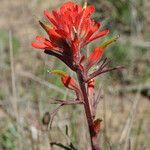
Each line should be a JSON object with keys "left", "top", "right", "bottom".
{"left": 0, "top": 0, "right": 150, "bottom": 149}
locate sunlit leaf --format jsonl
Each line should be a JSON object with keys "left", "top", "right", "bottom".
{"left": 100, "top": 35, "right": 120, "bottom": 49}
{"left": 50, "top": 70, "right": 79, "bottom": 92}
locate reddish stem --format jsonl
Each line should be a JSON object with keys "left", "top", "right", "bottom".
{"left": 76, "top": 69, "right": 101, "bottom": 150}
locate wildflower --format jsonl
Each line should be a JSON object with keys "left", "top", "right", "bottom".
{"left": 32, "top": 2, "right": 109, "bottom": 70}
{"left": 32, "top": 2, "right": 123, "bottom": 150}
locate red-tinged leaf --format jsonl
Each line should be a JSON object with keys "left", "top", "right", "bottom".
{"left": 50, "top": 70, "right": 79, "bottom": 92}
{"left": 85, "top": 47, "right": 104, "bottom": 71}
{"left": 93, "top": 119, "right": 102, "bottom": 134}
{"left": 88, "top": 29, "right": 109, "bottom": 43}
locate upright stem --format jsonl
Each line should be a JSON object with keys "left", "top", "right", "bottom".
{"left": 76, "top": 69, "right": 101, "bottom": 150}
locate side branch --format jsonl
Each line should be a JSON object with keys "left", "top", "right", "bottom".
{"left": 48, "top": 99, "right": 83, "bottom": 129}
{"left": 50, "top": 99, "right": 84, "bottom": 105}
{"left": 87, "top": 66, "right": 125, "bottom": 82}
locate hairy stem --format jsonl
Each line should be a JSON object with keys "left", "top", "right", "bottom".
{"left": 76, "top": 69, "right": 101, "bottom": 150}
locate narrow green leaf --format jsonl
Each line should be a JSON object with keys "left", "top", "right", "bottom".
{"left": 100, "top": 35, "right": 120, "bottom": 49}
{"left": 48, "top": 69, "right": 66, "bottom": 77}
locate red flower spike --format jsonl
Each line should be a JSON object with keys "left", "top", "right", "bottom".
{"left": 32, "top": 2, "right": 109, "bottom": 68}
{"left": 93, "top": 119, "right": 102, "bottom": 134}
{"left": 32, "top": 2, "right": 122, "bottom": 149}
{"left": 50, "top": 70, "right": 80, "bottom": 92}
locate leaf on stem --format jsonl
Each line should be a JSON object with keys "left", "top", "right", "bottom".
{"left": 100, "top": 35, "right": 120, "bottom": 49}
{"left": 50, "top": 70, "right": 80, "bottom": 92}
{"left": 85, "top": 35, "right": 120, "bottom": 71}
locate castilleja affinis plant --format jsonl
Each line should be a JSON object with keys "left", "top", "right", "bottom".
{"left": 32, "top": 1, "right": 124, "bottom": 150}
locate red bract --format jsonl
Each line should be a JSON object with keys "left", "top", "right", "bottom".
{"left": 32, "top": 1, "right": 109, "bottom": 69}
{"left": 51, "top": 70, "right": 80, "bottom": 93}
{"left": 85, "top": 47, "right": 104, "bottom": 71}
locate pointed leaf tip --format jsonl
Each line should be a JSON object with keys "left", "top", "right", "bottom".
{"left": 83, "top": 2, "right": 87, "bottom": 9}
{"left": 50, "top": 70, "right": 79, "bottom": 92}
{"left": 100, "top": 35, "right": 120, "bottom": 49}
{"left": 50, "top": 70, "right": 66, "bottom": 77}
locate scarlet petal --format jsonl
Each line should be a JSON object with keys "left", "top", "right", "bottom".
{"left": 36, "top": 36, "right": 47, "bottom": 42}
{"left": 88, "top": 29, "right": 109, "bottom": 43}
{"left": 79, "top": 6, "right": 95, "bottom": 35}
{"left": 83, "top": 22, "right": 101, "bottom": 44}
{"left": 55, "top": 29, "right": 69, "bottom": 39}
{"left": 32, "top": 41, "right": 47, "bottom": 49}
{"left": 35, "top": 36, "right": 51, "bottom": 47}
{"left": 44, "top": 10, "right": 58, "bottom": 27}
{"left": 83, "top": 6, "right": 95, "bottom": 18}
{"left": 60, "top": 2, "right": 74, "bottom": 13}
{"left": 52, "top": 10, "right": 60, "bottom": 22}
{"left": 85, "top": 47, "right": 104, "bottom": 71}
